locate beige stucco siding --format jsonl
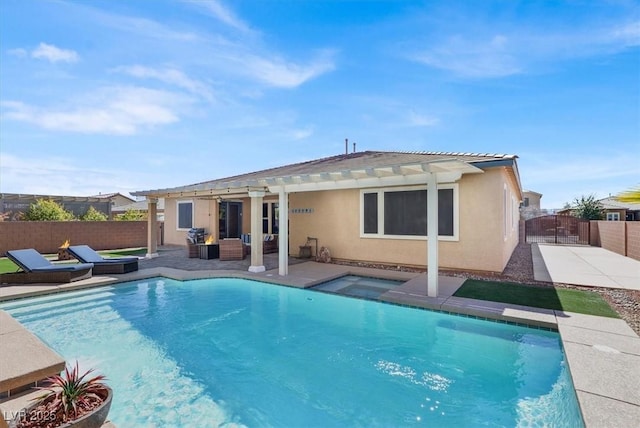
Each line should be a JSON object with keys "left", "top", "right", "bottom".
{"left": 288, "top": 167, "right": 519, "bottom": 272}
{"left": 163, "top": 166, "right": 520, "bottom": 273}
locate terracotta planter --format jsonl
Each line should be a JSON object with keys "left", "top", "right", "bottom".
{"left": 10, "top": 386, "right": 113, "bottom": 428}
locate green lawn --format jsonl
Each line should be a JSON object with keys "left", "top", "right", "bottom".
{"left": 0, "top": 248, "right": 147, "bottom": 274}
{"left": 0, "top": 257, "right": 19, "bottom": 274}
{"left": 455, "top": 279, "right": 619, "bottom": 318}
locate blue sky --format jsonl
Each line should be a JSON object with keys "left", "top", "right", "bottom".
{"left": 1, "top": 0, "right": 638, "bottom": 209}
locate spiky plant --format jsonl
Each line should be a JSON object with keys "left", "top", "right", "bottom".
{"left": 34, "top": 361, "right": 108, "bottom": 423}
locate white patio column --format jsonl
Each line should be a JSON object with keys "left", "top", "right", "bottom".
{"left": 427, "top": 173, "right": 439, "bottom": 297}
{"left": 146, "top": 198, "right": 159, "bottom": 258}
{"left": 278, "top": 190, "right": 289, "bottom": 276}
{"left": 248, "top": 190, "right": 265, "bottom": 272}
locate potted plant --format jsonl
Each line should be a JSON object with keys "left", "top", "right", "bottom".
{"left": 11, "top": 362, "right": 112, "bottom": 428}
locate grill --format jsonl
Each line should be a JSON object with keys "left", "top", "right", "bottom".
{"left": 186, "top": 228, "right": 206, "bottom": 244}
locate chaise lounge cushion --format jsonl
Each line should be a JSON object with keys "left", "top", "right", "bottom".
{"left": 2, "top": 249, "right": 93, "bottom": 284}
{"left": 67, "top": 245, "right": 139, "bottom": 274}
{"left": 7, "top": 249, "right": 94, "bottom": 272}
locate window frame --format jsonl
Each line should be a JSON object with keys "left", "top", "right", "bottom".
{"left": 176, "top": 200, "right": 194, "bottom": 230}
{"left": 606, "top": 212, "right": 620, "bottom": 221}
{"left": 360, "top": 184, "right": 459, "bottom": 241}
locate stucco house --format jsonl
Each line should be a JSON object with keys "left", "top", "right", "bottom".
{"left": 520, "top": 190, "right": 544, "bottom": 220}
{"left": 133, "top": 151, "right": 522, "bottom": 295}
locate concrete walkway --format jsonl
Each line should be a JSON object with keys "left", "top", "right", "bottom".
{"left": 532, "top": 244, "right": 640, "bottom": 289}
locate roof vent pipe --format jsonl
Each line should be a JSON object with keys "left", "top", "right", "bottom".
{"left": 345, "top": 138, "right": 348, "bottom": 155}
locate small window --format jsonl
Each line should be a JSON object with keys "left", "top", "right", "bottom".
{"left": 524, "top": 197, "right": 530, "bottom": 207}
{"left": 177, "top": 201, "right": 193, "bottom": 229}
{"left": 363, "top": 193, "right": 378, "bottom": 234}
{"left": 606, "top": 212, "right": 620, "bottom": 221}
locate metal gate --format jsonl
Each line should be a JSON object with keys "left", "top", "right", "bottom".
{"left": 525, "top": 215, "right": 590, "bottom": 245}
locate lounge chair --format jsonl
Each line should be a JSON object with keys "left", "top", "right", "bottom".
{"left": 1, "top": 249, "right": 93, "bottom": 284}
{"left": 67, "top": 245, "right": 139, "bottom": 274}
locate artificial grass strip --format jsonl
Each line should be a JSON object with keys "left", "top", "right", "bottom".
{"left": 455, "top": 279, "right": 619, "bottom": 318}
{"left": 0, "top": 258, "right": 20, "bottom": 274}
{"left": 101, "top": 248, "right": 147, "bottom": 257}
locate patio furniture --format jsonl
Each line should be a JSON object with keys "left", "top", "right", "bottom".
{"left": 198, "top": 243, "right": 219, "bottom": 260}
{"left": 186, "top": 228, "right": 206, "bottom": 258}
{"left": 1, "top": 249, "right": 93, "bottom": 284}
{"left": 263, "top": 234, "right": 278, "bottom": 254}
{"left": 67, "top": 245, "right": 139, "bottom": 274}
{"left": 219, "top": 239, "right": 245, "bottom": 261}
{"left": 240, "top": 233, "right": 279, "bottom": 254}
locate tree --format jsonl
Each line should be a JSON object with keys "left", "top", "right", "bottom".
{"left": 23, "top": 199, "right": 76, "bottom": 221}
{"left": 116, "top": 209, "right": 146, "bottom": 221}
{"left": 571, "top": 194, "right": 604, "bottom": 220}
{"left": 616, "top": 186, "right": 640, "bottom": 204}
{"left": 81, "top": 206, "right": 108, "bottom": 221}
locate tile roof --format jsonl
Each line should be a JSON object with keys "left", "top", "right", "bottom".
{"left": 179, "top": 150, "right": 516, "bottom": 190}
{"left": 599, "top": 197, "right": 640, "bottom": 210}
{"left": 132, "top": 151, "right": 517, "bottom": 195}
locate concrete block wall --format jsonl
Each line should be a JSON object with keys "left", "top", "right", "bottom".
{"left": 596, "top": 221, "right": 626, "bottom": 256}
{"left": 590, "top": 220, "right": 640, "bottom": 261}
{"left": 0, "top": 221, "right": 150, "bottom": 256}
{"left": 627, "top": 222, "right": 640, "bottom": 261}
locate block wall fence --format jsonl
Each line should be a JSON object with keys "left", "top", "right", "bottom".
{"left": 0, "top": 221, "right": 162, "bottom": 256}
{"left": 590, "top": 220, "right": 640, "bottom": 261}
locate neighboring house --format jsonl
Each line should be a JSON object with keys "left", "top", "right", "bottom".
{"left": 520, "top": 190, "right": 544, "bottom": 220}
{"left": 0, "top": 193, "right": 121, "bottom": 220}
{"left": 557, "top": 196, "right": 640, "bottom": 221}
{"left": 90, "top": 192, "right": 135, "bottom": 208}
{"left": 112, "top": 198, "right": 165, "bottom": 221}
{"left": 598, "top": 197, "right": 640, "bottom": 221}
{"left": 133, "top": 150, "right": 523, "bottom": 295}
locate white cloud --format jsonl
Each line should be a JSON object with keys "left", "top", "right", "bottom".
{"left": 287, "top": 127, "right": 314, "bottom": 140}
{"left": 414, "top": 34, "right": 520, "bottom": 78}
{"left": 238, "top": 50, "right": 336, "bottom": 88}
{"left": 1, "top": 86, "right": 188, "bottom": 135}
{"left": 407, "top": 111, "right": 440, "bottom": 127}
{"left": 411, "top": 20, "right": 640, "bottom": 78}
{"left": 114, "top": 65, "right": 214, "bottom": 102}
{"left": 31, "top": 43, "right": 79, "bottom": 63}
{"left": 0, "top": 153, "right": 136, "bottom": 196}
{"left": 7, "top": 48, "right": 27, "bottom": 58}
{"left": 184, "top": 0, "right": 252, "bottom": 33}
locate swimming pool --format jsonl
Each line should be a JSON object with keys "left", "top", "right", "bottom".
{"left": 1, "top": 278, "right": 584, "bottom": 427}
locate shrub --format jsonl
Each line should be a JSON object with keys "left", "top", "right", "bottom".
{"left": 23, "top": 199, "right": 75, "bottom": 221}
{"left": 81, "top": 206, "right": 108, "bottom": 221}
{"left": 116, "top": 209, "right": 146, "bottom": 220}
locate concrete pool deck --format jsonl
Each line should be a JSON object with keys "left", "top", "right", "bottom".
{"left": 0, "top": 260, "right": 638, "bottom": 427}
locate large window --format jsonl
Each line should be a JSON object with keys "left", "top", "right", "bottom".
{"left": 177, "top": 201, "right": 193, "bottom": 230}
{"left": 361, "top": 185, "right": 457, "bottom": 240}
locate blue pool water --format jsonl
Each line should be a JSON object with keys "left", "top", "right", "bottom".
{"left": 1, "top": 278, "right": 584, "bottom": 427}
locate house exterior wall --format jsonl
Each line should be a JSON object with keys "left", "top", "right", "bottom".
{"left": 161, "top": 167, "right": 520, "bottom": 272}
{"left": 287, "top": 167, "right": 518, "bottom": 273}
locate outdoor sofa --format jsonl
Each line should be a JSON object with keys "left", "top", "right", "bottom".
{"left": 67, "top": 245, "right": 139, "bottom": 274}
{"left": 1, "top": 248, "right": 93, "bottom": 284}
